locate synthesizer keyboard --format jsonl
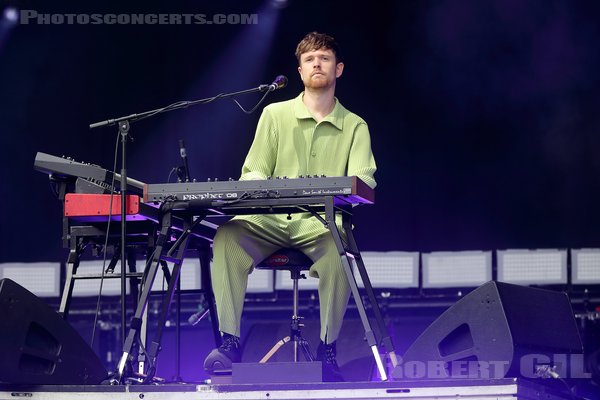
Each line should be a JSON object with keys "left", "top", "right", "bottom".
{"left": 34, "top": 152, "right": 145, "bottom": 195}
{"left": 144, "top": 176, "right": 374, "bottom": 205}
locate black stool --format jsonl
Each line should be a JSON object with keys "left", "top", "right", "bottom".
{"left": 255, "top": 248, "right": 314, "bottom": 362}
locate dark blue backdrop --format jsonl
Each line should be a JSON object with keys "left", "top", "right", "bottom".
{"left": 2, "top": 0, "right": 600, "bottom": 262}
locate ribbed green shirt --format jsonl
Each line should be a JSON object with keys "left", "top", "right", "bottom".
{"left": 240, "top": 92, "right": 377, "bottom": 188}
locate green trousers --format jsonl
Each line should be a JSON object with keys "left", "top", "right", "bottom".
{"left": 211, "top": 214, "right": 350, "bottom": 344}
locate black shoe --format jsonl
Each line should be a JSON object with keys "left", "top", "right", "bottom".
{"left": 317, "top": 341, "right": 345, "bottom": 382}
{"left": 203, "top": 333, "right": 241, "bottom": 373}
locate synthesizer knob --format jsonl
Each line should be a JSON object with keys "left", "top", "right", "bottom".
{"left": 267, "top": 176, "right": 272, "bottom": 180}
{"left": 228, "top": 177, "right": 234, "bottom": 181}
{"left": 207, "top": 178, "right": 211, "bottom": 182}
{"left": 214, "top": 178, "right": 219, "bottom": 182}
{"left": 283, "top": 176, "right": 288, "bottom": 179}
{"left": 299, "top": 175, "right": 304, "bottom": 178}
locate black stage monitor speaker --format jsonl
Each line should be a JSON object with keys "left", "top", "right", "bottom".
{"left": 393, "top": 281, "right": 583, "bottom": 380}
{"left": 0, "top": 278, "right": 108, "bottom": 385}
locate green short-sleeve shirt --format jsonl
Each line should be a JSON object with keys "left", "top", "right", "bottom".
{"left": 240, "top": 92, "right": 377, "bottom": 188}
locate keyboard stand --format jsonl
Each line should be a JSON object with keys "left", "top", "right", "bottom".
{"left": 115, "top": 195, "right": 397, "bottom": 383}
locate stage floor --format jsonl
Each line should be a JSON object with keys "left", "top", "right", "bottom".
{"left": 0, "top": 378, "right": 573, "bottom": 400}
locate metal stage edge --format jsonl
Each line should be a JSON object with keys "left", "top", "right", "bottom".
{"left": 0, "top": 378, "right": 572, "bottom": 400}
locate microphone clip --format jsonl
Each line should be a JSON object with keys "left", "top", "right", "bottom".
{"left": 259, "top": 75, "right": 288, "bottom": 93}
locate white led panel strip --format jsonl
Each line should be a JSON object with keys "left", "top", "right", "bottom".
{"left": 497, "top": 249, "right": 567, "bottom": 285}
{"left": 356, "top": 251, "right": 419, "bottom": 289}
{"left": 0, "top": 262, "right": 60, "bottom": 297}
{"left": 571, "top": 249, "right": 600, "bottom": 284}
{"left": 423, "top": 251, "right": 491, "bottom": 288}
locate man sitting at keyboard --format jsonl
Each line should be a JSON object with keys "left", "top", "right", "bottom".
{"left": 203, "top": 31, "right": 377, "bottom": 382}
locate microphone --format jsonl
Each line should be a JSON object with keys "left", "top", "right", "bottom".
{"left": 267, "top": 75, "right": 288, "bottom": 91}
{"left": 178, "top": 139, "right": 191, "bottom": 182}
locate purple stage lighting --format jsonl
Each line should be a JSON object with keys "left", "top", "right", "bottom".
{"left": 3, "top": 7, "right": 18, "bottom": 24}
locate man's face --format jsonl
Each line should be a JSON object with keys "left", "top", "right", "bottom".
{"left": 298, "top": 48, "right": 344, "bottom": 90}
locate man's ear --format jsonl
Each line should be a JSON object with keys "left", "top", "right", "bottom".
{"left": 335, "top": 62, "right": 344, "bottom": 78}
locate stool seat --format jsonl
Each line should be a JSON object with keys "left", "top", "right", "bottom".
{"left": 256, "top": 248, "right": 313, "bottom": 271}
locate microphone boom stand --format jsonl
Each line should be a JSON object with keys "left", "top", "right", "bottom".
{"left": 118, "top": 120, "right": 130, "bottom": 349}
{"left": 89, "top": 82, "right": 278, "bottom": 383}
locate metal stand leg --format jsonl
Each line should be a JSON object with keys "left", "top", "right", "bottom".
{"left": 291, "top": 272, "right": 313, "bottom": 362}
{"left": 342, "top": 213, "right": 398, "bottom": 369}
{"left": 137, "top": 226, "right": 157, "bottom": 376}
{"left": 323, "top": 199, "right": 396, "bottom": 381}
{"left": 59, "top": 235, "right": 86, "bottom": 318}
{"left": 292, "top": 276, "right": 300, "bottom": 362}
{"left": 260, "top": 272, "right": 314, "bottom": 363}
{"left": 144, "top": 255, "right": 188, "bottom": 381}
{"left": 198, "top": 242, "right": 221, "bottom": 347}
{"left": 299, "top": 337, "right": 314, "bottom": 362}
{"left": 115, "top": 205, "right": 202, "bottom": 383}
{"left": 127, "top": 250, "right": 139, "bottom": 312}
{"left": 115, "top": 209, "right": 175, "bottom": 382}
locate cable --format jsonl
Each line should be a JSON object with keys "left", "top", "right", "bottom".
{"left": 232, "top": 89, "right": 271, "bottom": 114}
{"left": 133, "top": 92, "right": 233, "bottom": 124}
{"left": 90, "top": 130, "right": 121, "bottom": 347}
{"left": 133, "top": 87, "right": 270, "bottom": 123}
{"left": 167, "top": 167, "right": 178, "bottom": 183}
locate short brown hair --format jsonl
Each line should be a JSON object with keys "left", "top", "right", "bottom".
{"left": 295, "top": 31, "right": 341, "bottom": 64}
